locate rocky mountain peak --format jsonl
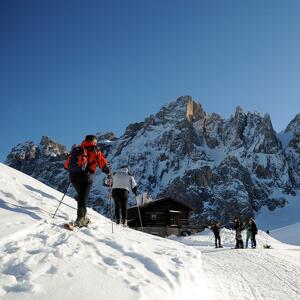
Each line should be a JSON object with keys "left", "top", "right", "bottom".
{"left": 234, "top": 106, "right": 244, "bottom": 116}
{"left": 285, "top": 113, "right": 300, "bottom": 133}
{"left": 95, "top": 132, "right": 118, "bottom": 142}
{"left": 284, "top": 114, "right": 300, "bottom": 155}
{"left": 5, "top": 141, "right": 39, "bottom": 163}
{"left": 155, "top": 96, "right": 205, "bottom": 124}
{"left": 39, "top": 136, "right": 68, "bottom": 158}
{"left": 5, "top": 137, "right": 68, "bottom": 165}
{"left": 186, "top": 97, "right": 206, "bottom": 122}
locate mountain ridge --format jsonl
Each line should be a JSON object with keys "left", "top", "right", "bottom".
{"left": 5, "top": 95, "right": 300, "bottom": 224}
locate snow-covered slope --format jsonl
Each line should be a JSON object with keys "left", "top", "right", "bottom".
{"left": 0, "top": 163, "right": 212, "bottom": 300}
{"left": 171, "top": 228, "right": 300, "bottom": 300}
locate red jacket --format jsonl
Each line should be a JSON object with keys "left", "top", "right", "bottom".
{"left": 64, "top": 140, "right": 109, "bottom": 174}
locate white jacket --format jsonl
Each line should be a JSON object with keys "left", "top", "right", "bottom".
{"left": 112, "top": 169, "right": 137, "bottom": 192}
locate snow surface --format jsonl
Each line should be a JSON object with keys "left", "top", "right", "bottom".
{"left": 171, "top": 228, "right": 300, "bottom": 300}
{"left": 1, "top": 162, "right": 300, "bottom": 300}
{"left": 0, "top": 163, "right": 212, "bottom": 300}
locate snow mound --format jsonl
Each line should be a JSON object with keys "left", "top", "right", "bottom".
{"left": 0, "top": 163, "right": 212, "bottom": 300}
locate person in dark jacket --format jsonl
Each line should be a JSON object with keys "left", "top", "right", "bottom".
{"left": 245, "top": 219, "right": 253, "bottom": 248}
{"left": 250, "top": 218, "right": 258, "bottom": 248}
{"left": 211, "top": 222, "right": 223, "bottom": 248}
{"left": 64, "top": 135, "right": 111, "bottom": 227}
{"left": 233, "top": 217, "right": 244, "bottom": 249}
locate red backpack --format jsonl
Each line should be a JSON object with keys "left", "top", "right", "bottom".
{"left": 66, "top": 146, "right": 88, "bottom": 174}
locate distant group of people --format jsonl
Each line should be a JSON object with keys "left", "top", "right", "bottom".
{"left": 234, "top": 217, "right": 258, "bottom": 249}
{"left": 210, "top": 217, "right": 258, "bottom": 249}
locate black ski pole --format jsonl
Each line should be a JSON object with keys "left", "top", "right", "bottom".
{"left": 136, "top": 195, "right": 144, "bottom": 231}
{"left": 108, "top": 179, "right": 114, "bottom": 233}
{"left": 52, "top": 182, "right": 71, "bottom": 218}
{"left": 137, "top": 205, "right": 143, "bottom": 232}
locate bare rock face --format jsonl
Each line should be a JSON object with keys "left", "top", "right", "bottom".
{"left": 286, "top": 114, "right": 300, "bottom": 154}
{"left": 203, "top": 113, "right": 224, "bottom": 149}
{"left": 186, "top": 97, "right": 206, "bottom": 122}
{"left": 5, "top": 96, "right": 300, "bottom": 225}
{"left": 5, "top": 136, "right": 69, "bottom": 191}
{"left": 224, "top": 106, "right": 247, "bottom": 149}
{"left": 280, "top": 113, "right": 300, "bottom": 188}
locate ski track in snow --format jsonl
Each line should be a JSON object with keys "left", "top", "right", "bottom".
{"left": 172, "top": 229, "right": 300, "bottom": 300}
{"left": 203, "top": 249, "right": 300, "bottom": 300}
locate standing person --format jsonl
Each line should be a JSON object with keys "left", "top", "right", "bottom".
{"left": 211, "top": 222, "right": 223, "bottom": 248}
{"left": 233, "top": 217, "right": 244, "bottom": 249}
{"left": 111, "top": 165, "right": 138, "bottom": 226}
{"left": 64, "top": 135, "right": 111, "bottom": 227}
{"left": 245, "top": 219, "right": 253, "bottom": 248}
{"left": 250, "top": 218, "right": 258, "bottom": 248}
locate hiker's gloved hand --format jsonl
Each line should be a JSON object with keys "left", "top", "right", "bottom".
{"left": 102, "top": 163, "right": 111, "bottom": 175}
{"left": 103, "top": 175, "right": 112, "bottom": 187}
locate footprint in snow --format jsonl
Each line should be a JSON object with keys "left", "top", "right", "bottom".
{"left": 102, "top": 256, "right": 118, "bottom": 266}
{"left": 2, "top": 262, "right": 31, "bottom": 281}
{"left": 171, "top": 257, "right": 184, "bottom": 266}
{"left": 27, "top": 248, "right": 44, "bottom": 255}
{"left": 52, "top": 233, "right": 68, "bottom": 247}
{"left": 46, "top": 265, "right": 58, "bottom": 275}
{"left": 3, "top": 242, "right": 20, "bottom": 254}
{"left": 17, "top": 200, "right": 28, "bottom": 205}
{"left": 4, "top": 282, "right": 36, "bottom": 293}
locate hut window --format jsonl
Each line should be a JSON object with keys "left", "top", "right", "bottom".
{"left": 150, "top": 213, "right": 157, "bottom": 221}
{"left": 145, "top": 212, "right": 164, "bottom": 221}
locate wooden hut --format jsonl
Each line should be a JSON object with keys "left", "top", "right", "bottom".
{"left": 127, "top": 197, "right": 193, "bottom": 237}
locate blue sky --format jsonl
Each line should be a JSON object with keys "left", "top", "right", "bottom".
{"left": 0, "top": 0, "right": 299, "bottom": 161}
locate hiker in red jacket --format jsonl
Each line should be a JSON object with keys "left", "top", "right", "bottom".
{"left": 64, "top": 135, "right": 111, "bottom": 227}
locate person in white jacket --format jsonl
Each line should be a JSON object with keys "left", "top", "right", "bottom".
{"left": 111, "top": 165, "right": 138, "bottom": 226}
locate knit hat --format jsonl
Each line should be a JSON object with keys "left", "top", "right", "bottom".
{"left": 85, "top": 135, "right": 97, "bottom": 141}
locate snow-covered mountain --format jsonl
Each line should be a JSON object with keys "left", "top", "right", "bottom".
{"left": 1, "top": 162, "right": 300, "bottom": 300}
{"left": 5, "top": 96, "right": 300, "bottom": 226}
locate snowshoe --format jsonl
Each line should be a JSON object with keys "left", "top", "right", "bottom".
{"left": 63, "top": 221, "right": 78, "bottom": 231}
{"left": 64, "top": 217, "right": 91, "bottom": 230}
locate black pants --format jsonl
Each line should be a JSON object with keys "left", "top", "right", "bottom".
{"left": 214, "top": 233, "right": 221, "bottom": 247}
{"left": 69, "top": 172, "right": 94, "bottom": 220}
{"left": 251, "top": 234, "right": 257, "bottom": 248}
{"left": 112, "top": 188, "right": 128, "bottom": 224}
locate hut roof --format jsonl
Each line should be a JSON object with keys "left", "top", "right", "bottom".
{"left": 128, "top": 196, "right": 194, "bottom": 211}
